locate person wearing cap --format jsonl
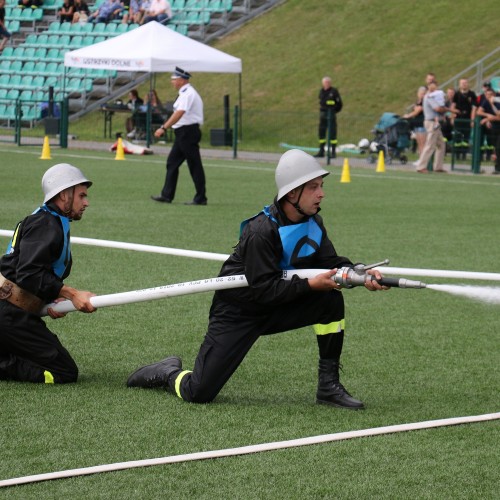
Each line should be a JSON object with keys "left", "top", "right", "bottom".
{"left": 128, "top": 150, "right": 387, "bottom": 408}
{"left": 0, "top": 164, "right": 96, "bottom": 384}
{"left": 152, "top": 66, "right": 207, "bottom": 206}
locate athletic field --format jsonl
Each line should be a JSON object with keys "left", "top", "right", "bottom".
{"left": 0, "top": 145, "right": 498, "bottom": 499}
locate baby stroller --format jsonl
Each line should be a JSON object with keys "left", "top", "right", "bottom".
{"left": 368, "top": 112, "right": 410, "bottom": 164}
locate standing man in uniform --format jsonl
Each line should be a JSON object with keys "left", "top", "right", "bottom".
{"left": 314, "top": 76, "right": 343, "bottom": 159}
{"left": 152, "top": 67, "right": 207, "bottom": 206}
{"left": 0, "top": 164, "right": 96, "bottom": 384}
{"left": 128, "top": 149, "right": 388, "bottom": 408}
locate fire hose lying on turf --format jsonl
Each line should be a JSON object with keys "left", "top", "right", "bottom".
{"left": 41, "top": 260, "right": 426, "bottom": 317}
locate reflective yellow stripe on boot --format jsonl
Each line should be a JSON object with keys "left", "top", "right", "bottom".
{"left": 44, "top": 370, "right": 54, "bottom": 384}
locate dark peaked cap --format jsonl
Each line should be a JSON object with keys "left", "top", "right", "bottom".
{"left": 171, "top": 67, "right": 192, "bottom": 79}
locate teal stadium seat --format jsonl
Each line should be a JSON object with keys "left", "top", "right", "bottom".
{"left": 48, "top": 21, "right": 61, "bottom": 32}
{"left": 34, "top": 48, "right": 47, "bottom": 60}
{"left": 59, "top": 22, "right": 72, "bottom": 34}
{"left": 19, "top": 75, "right": 33, "bottom": 90}
{"left": 0, "top": 104, "right": 7, "bottom": 120}
{"left": 0, "top": 89, "right": 7, "bottom": 99}
{"left": 0, "top": 47, "right": 14, "bottom": 59}
{"left": 23, "top": 47, "right": 37, "bottom": 61}
{"left": 8, "top": 60, "right": 22, "bottom": 74}
{"left": 7, "top": 20, "right": 20, "bottom": 34}
{"left": 33, "top": 61, "right": 47, "bottom": 75}
{"left": 69, "top": 36, "right": 84, "bottom": 48}
{"left": 21, "top": 61, "right": 35, "bottom": 74}
{"left": 10, "top": 75, "right": 22, "bottom": 88}
{"left": 19, "top": 90, "right": 33, "bottom": 100}
{"left": 0, "top": 75, "right": 10, "bottom": 88}
{"left": 0, "top": 61, "right": 10, "bottom": 72}
{"left": 6, "top": 89, "right": 19, "bottom": 100}
{"left": 32, "top": 76, "right": 45, "bottom": 88}
{"left": 490, "top": 77, "right": 500, "bottom": 92}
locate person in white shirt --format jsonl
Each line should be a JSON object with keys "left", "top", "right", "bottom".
{"left": 415, "top": 79, "right": 457, "bottom": 173}
{"left": 142, "top": 0, "right": 171, "bottom": 24}
{"left": 152, "top": 67, "right": 207, "bottom": 205}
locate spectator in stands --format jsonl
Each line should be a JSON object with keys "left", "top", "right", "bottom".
{"left": 72, "top": 0, "right": 90, "bottom": 23}
{"left": 58, "top": 0, "right": 75, "bottom": 23}
{"left": 122, "top": 0, "right": 142, "bottom": 24}
{"left": 141, "top": 0, "right": 171, "bottom": 24}
{"left": 0, "top": 0, "right": 12, "bottom": 53}
{"left": 88, "top": 0, "right": 123, "bottom": 23}
{"left": 403, "top": 86, "right": 426, "bottom": 154}
{"left": 477, "top": 86, "right": 500, "bottom": 173}
{"left": 451, "top": 78, "right": 477, "bottom": 155}
{"left": 17, "top": 0, "right": 43, "bottom": 9}
{"left": 125, "top": 89, "right": 144, "bottom": 136}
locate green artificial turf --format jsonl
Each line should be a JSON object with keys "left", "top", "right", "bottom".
{"left": 0, "top": 146, "right": 499, "bottom": 499}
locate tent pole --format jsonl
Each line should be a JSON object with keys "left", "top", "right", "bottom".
{"left": 238, "top": 73, "right": 242, "bottom": 140}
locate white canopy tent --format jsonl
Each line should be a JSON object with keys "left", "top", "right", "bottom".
{"left": 64, "top": 21, "right": 242, "bottom": 73}
{"left": 64, "top": 21, "right": 242, "bottom": 145}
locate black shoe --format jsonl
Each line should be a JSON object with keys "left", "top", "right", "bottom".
{"left": 316, "top": 383, "right": 365, "bottom": 410}
{"left": 184, "top": 200, "right": 207, "bottom": 205}
{"left": 127, "top": 356, "right": 182, "bottom": 388}
{"left": 151, "top": 195, "right": 172, "bottom": 203}
{"left": 314, "top": 152, "right": 325, "bottom": 158}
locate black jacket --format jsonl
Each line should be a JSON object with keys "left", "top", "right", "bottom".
{"left": 1, "top": 204, "right": 71, "bottom": 302}
{"left": 217, "top": 200, "right": 351, "bottom": 310}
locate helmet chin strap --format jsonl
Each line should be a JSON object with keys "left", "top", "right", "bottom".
{"left": 285, "top": 185, "right": 308, "bottom": 216}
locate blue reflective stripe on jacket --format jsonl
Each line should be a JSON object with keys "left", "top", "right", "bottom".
{"left": 34, "top": 205, "right": 71, "bottom": 278}
{"left": 240, "top": 205, "right": 323, "bottom": 270}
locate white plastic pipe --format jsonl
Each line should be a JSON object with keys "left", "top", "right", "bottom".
{"left": 0, "top": 412, "right": 498, "bottom": 488}
{"left": 41, "top": 269, "right": 323, "bottom": 316}
{"left": 2, "top": 230, "right": 500, "bottom": 281}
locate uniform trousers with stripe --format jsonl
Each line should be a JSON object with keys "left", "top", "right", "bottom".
{"left": 0, "top": 301, "right": 78, "bottom": 383}
{"left": 173, "top": 289, "right": 345, "bottom": 403}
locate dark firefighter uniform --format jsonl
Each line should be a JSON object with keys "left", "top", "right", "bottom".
{"left": 0, "top": 204, "right": 78, "bottom": 383}
{"left": 171, "top": 199, "right": 353, "bottom": 403}
{"left": 316, "top": 86, "right": 343, "bottom": 158}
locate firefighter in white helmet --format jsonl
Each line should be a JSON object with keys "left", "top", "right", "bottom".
{"left": 0, "top": 163, "right": 96, "bottom": 384}
{"left": 128, "top": 150, "right": 388, "bottom": 408}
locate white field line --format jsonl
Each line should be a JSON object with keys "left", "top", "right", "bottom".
{"left": 0, "top": 412, "right": 498, "bottom": 488}
{"left": 1, "top": 230, "right": 500, "bottom": 281}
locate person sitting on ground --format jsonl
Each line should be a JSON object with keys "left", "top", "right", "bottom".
{"left": 141, "top": 0, "right": 171, "bottom": 24}
{"left": 88, "top": 0, "right": 123, "bottom": 23}
{"left": 72, "top": 0, "right": 90, "bottom": 23}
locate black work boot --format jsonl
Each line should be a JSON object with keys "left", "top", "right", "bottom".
{"left": 314, "top": 145, "right": 325, "bottom": 158}
{"left": 316, "top": 359, "right": 364, "bottom": 409}
{"left": 127, "top": 356, "right": 182, "bottom": 389}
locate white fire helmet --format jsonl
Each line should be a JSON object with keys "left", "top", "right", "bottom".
{"left": 275, "top": 149, "right": 329, "bottom": 201}
{"left": 42, "top": 163, "right": 92, "bottom": 204}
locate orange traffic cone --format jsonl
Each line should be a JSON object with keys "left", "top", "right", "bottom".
{"left": 115, "top": 137, "right": 125, "bottom": 160}
{"left": 40, "top": 136, "right": 51, "bottom": 160}
{"left": 376, "top": 150, "right": 386, "bottom": 173}
{"left": 340, "top": 158, "right": 351, "bottom": 183}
